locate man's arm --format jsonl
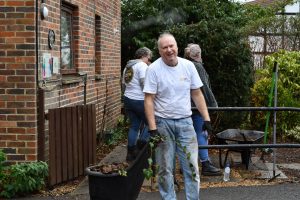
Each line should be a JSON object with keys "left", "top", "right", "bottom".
{"left": 144, "top": 93, "right": 156, "bottom": 130}
{"left": 191, "top": 88, "right": 211, "bottom": 121}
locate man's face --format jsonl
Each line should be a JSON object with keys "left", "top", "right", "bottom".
{"left": 158, "top": 35, "right": 178, "bottom": 66}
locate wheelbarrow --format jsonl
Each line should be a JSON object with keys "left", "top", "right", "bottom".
{"left": 216, "top": 129, "right": 264, "bottom": 169}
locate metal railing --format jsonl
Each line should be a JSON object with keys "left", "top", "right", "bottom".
{"left": 193, "top": 106, "right": 300, "bottom": 179}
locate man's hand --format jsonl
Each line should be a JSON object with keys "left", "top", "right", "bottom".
{"left": 149, "top": 129, "right": 159, "bottom": 138}
{"left": 149, "top": 129, "right": 164, "bottom": 148}
{"left": 202, "top": 121, "right": 213, "bottom": 134}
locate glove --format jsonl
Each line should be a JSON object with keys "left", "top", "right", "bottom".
{"left": 202, "top": 121, "right": 213, "bottom": 134}
{"left": 149, "top": 129, "right": 164, "bottom": 147}
{"left": 149, "top": 129, "right": 159, "bottom": 138}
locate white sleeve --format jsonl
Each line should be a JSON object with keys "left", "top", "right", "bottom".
{"left": 136, "top": 62, "right": 147, "bottom": 79}
{"left": 143, "top": 66, "right": 157, "bottom": 94}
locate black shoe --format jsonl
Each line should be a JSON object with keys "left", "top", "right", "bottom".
{"left": 201, "top": 160, "right": 222, "bottom": 176}
{"left": 126, "top": 145, "right": 139, "bottom": 161}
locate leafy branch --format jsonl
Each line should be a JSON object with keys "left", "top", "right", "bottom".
{"left": 143, "top": 134, "right": 163, "bottom": 180}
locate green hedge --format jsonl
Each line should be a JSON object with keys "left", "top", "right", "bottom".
{"left": 250, "top": 50, "right": 300, "bottom": 140}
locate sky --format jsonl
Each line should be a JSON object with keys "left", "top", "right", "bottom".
{"left": 234, "top": 0, "right": 300, "bottom": 13}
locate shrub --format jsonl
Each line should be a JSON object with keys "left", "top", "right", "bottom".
{"left": 104, "top": 116, "right": 129, "bottom": 146}
{"left": 287, "top": 126, "right": 300, "bottom": 142}
{"left": 0, "top": 150, "right": 48, "bottom": 199}
{"left": 250, "top": 50, "right": 300, "bottom": 140}
{"left": 0, "top": 150, "right": 6, "bottom": 183}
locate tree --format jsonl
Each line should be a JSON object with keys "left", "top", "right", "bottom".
{"left": 121, "top": 0, "right": 292, "bottom": 131}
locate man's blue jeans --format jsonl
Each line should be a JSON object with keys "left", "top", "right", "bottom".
{"left": 155, "top": 116, "right": 200, "bottom": 200}
{"left": 192, "top": 114, "right": 209, "bottom": 162}
{"left": 123, "top": 96, "right": 149, "bottom": 147}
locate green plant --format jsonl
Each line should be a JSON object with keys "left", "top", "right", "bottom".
{"left": 104, "top": 116, "right": 129, "bottom": 146}
{"left": 250, "top": 50, "right": 300, "bottom": 139}
{"left": 0, "top": 151, "right": 48, "bottom": 199}
{"left": 287, "top": 126, "right": 300, "bottom": 142}
{"left": 143, "top": 134, "right": 164, "bottom": 180}
{"left": 0, "top": 150, "right": 6, "bottom": 181}
{"left": 118, "top": 168, "right": 128, "bottom": 176}
{"left": 174, "top": 140, "right": 197, "bottom": 180}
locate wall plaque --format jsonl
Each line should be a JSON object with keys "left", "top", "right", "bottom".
{"left": 48, "top": 29, "right": 55, "bottom": 49}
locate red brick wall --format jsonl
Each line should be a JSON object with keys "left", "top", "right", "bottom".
{"left": 0, "top": 0, "right": 121, "bottom": 163}
{"left": 0, "top": 0, "right": 37, "bottom": 163}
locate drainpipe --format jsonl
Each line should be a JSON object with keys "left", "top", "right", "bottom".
{"left": 79, "top": 72, "right": 87, "bottom": 105}
{"left": 36, "top": 1, "right": 39, "bottom": 93}
{"left": 36, "top": 0, "right": 45, "bottom": 162}
{"left": 36, "top": 0, "right": 43, "bottom": 161}
{"left": 83, "top": 73, "right": 87, "bottom": 105}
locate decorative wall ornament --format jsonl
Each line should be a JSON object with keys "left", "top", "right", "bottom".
{"left": 48, "top": 29, "right": 55, "bottom": 49}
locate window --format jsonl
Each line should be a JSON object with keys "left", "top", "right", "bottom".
{"left": 61, "top": 5, "right": 75, "bottom": 74}
{"left": 95, "top": 15, "right": 101, "bottom": 74}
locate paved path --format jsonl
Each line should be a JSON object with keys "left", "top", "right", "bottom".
{"left": 15, "top": 182, "right": 300, "bottom": 200}
{"left": 68, "top": 145, "right": 300, "bottom": 200}
{"left": 138, "top": 183, "right": 300, "bottom": 200}
{"left": 15, "top": 145, "right": 300, "bottom": 200}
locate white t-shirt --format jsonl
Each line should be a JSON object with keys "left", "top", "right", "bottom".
{"left": 124, "top": 61, "right": 148, "bottom": 100}
{"left": 143, "top": 57, "right": 203, "bottom": 119}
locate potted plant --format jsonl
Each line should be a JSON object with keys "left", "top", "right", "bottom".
{"left": 85, "top": 143, "right": 150, "bottom": 200}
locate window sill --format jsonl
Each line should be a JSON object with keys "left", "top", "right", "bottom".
{"left": 62, "top": 74, "right": 83, "bottom": 85}
{"left": 95, "top": 74, "right": 105, "bottom": 81}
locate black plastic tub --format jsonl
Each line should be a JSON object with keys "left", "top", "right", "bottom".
{"left": 85, "top": 144, "right": 149, "bottom": 200}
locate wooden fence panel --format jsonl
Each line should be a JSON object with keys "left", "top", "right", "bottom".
{"left": 82, "top": 106, "right": 88, "bottom": 171}
{"left": 55, "top": 109, "right": 62, "bottom": 184}
{"left": 72, "top": 106, "right": 79, "bottom": 178}
{"left": 91, "top": 105, "right": 96, "bottom": 164}
{"left": 61, "top": 108, "right": 68, "bottom": 182}
{"left": 66, "top": 106, "right": 73, "bottom": 180}
{"left": 48, "top": 104, "right": 96, "bottom": 186}
{"left": 48, "top": 109, "right": 56, "bottom": 186}
{"left": 77, "top": 105, "right": 84, "bottom": 175}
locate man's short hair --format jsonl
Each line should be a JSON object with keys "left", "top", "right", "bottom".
{"left": 157, "top": 32, "right": 175, "bottom": 48}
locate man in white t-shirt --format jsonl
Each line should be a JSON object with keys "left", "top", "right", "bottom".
{"left": 143, "top": 33, "right": 212, "bottom": 200}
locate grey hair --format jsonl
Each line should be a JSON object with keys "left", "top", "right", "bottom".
{"left": 189, "top": 44, "right": 202, "bottom": 63}
{"left": 189, "top": 44, "right": 201, "bottom": 57}
{"left": 184, "top": 43, "right": 201, "bottom": 59}
{"left": 135, "top": 47, "right": 152, "bottom": 59}
{"left": 157, "top": 32, "right": 176, "bottom": 48}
